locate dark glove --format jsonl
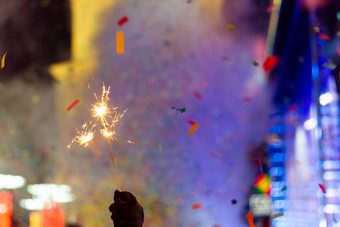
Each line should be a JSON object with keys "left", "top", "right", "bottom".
{"left": 109, "top": 190, "right": 144, "bottom": 227}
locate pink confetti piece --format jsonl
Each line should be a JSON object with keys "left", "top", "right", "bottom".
{"left": 266, "top": 5, "right": 275, "bottom": 12}
{"left": 318, "top": 33, "right": 330, "bottom": 41}
{"left": 194, "top": 91, "right": 203, "bottom": 100}
{"left": 319, "top": 183, "right": 326, "bottom": 193}
{"left": 243, "top": 97, "right": 252, "bottom": 102}
{"left": 336, "top": 42, "right": 340, "bottom": 56}
{"left": 200, "top": 82, "right": 207, "bottom": 86}
{"left": 117, "top": 16, "right": 128, "bottom": 26}
{"left": 192, "top": 203, "right": 202, "bottom": 209}
{"left": 188, "top": 120, "right": 195, "bottom": 125}
{"left": 67, "top": 99, "right": 80, "bottom": 112}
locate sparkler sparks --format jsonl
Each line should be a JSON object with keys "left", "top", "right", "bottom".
{"left": 69, "top": 84, "right": 127, "bottom": 168}
{"left": 68, "top": 122, "right": 96, "bottom": 148}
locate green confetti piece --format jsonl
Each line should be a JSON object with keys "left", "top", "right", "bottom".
{"left": 253, "top": 61, "right": 259, "bottom": 66}
{"left": 281, "top": 186, "right": 287, "bottom": 191}
{"left": 334, "top": 211, "right": 338, "bottom": 223}
{"left": 337, "top": 12, "right": 340, "bottom": 21}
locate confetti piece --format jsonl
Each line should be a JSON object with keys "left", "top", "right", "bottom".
{"left": 117, "top": 16, "right": 128, "bottom": 26}
{"left": 263, "top": 56, "right": 279, "bottom": 72}
{"left": 194, "top": 91, "right": 202, "bottom": 100}
{"left": 281, "top": 186, "right": 287, "bottom": 191}
{"left": 67, "top": 99, "right": 80, "bottom": 112}
{"left": 243, "top": 97, "right": 252, "bottom": 102}
{"left": 171, "top": 106, "right": 186, "bottom": 113}
{"left": 158, "top": 142, "right": 162, "bottom": 153}
{"left": 336, "top": 42, "right": 340, "bottom": 56}
{"left": 271, "top": 212, "right": 284, "bottom": 219}
{"left": 192, "top": 203, "right": 202, "bottom": 209}
{"left": 322, "top": 63, "right": 337, "bottom": 70}
{"left": 319, "top": 183, "right": 326, "bottom": 193}
{"left": 200, "top": 82, "right": 207, "bottom": 86}
{"left": 247, "top": 211, "right": 255, "bottom": 227}
{"left": 269, "top": 111, "right": 283, "bottom": 118}
{"left": 1, "top": 52, "right": 7, "bottom": 69}
{"left": 227, "top": 24, "right": 235, "bottom": 30}
{"left": 266, "top": 4, "right": 275, "bottom": 12}
{"left": 253, "top": 61, "right": 259, "bottom": 66}
{"left": 213, "top": 152, "right": 222, "bottom": 158}
{"left": 116, "top": 31, "right": 124, "bottom": 54}
{"left": 188, "top": 122, "right": 199, "bottom": 135}
{"left": 188, "top": 120, "right": 195, "bottom": 125}
{"left": 231, "top": 199, "right": 237, "bottom": 205}
{"left": 127, "top": 140, "right": 135, "bottom": 144}
{"left": 318, "top": 33, "right": 330, "bottom": 41}
{"left": 333, "top": 211, "right": 338, "bottom": 223}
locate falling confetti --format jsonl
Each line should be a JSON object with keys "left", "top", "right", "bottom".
{"left": 322, "top": 63, "right": 337, "bottom": 70}
{"left": 266, "top": 4, "right": 275, "bottom": 12}
{"left": 243, "top": 97, "right": 252, "bottom": 102}
{"left": 281, "top": 186, "right": 287, "bottom": 191}
{"left": 67, "top": 99, "right": 80, "bottom": 112}
{"left": 200, "top": 82, "right": 207, "bottom": 86}
{"left": 194, "top": 91, "right": 202, "bottom": 100}
{"left": 269, "top": 111, "right": 283, "bottom": 118}
{"left": 318, "top": 183, "right": 326, "bottom": 194}
{"left": 231, "top": 199, "right": 237, "bottom": 205}
{"left": 227, "top": 24, "right": 235, "bottom": 30}
{"left": 253, "top": 61, "right": 259, "bottom": 66}
{"left": 158, "top": 142, "right": 162, "bottom": 153}
{"left": 171, "top": 106, "right": 186, "bottom": 113}
{"left": 188, "top": 120, "right": 195, "bottom": 125}
{"left": 127, "top": 140, "right": 135, "bottom": 144}
{"left": 318, "top": 33, "right": 330, "bottom": 41}
{"left": 117, "top": 16, "right": 128, "bottom": 26}
{"left": 270, "top": 212, "right": 284, "bottom": 219}
{"left": 247, "top": 211, "right": 255, "bottom": 227}
{"left": 333, "top": 211, "right": 338, "bottom": 223}
{"left": 263, "top": 56, "right": 279, "bottom": 72}
{"left": 116, "top": 31, "right": 124, "bottom": 54}
{"left": 188, "top": 122, "right": 199, "bottom": 135}
{"left": 1, "top": 52, "right": 7, "bottom": 69}
{"left": 192, "top": 203, "right": 202, "bottom": 209}
{"left": 212, "top": 152, "right": 222, "bottom": 158}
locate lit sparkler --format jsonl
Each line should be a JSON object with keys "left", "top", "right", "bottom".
{"left": 69, "top": 84, "right": 127, "bottom": 168}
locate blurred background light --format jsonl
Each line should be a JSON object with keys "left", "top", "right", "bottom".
{"left": 0, "top": 174, "right": 26, "bottom": 189}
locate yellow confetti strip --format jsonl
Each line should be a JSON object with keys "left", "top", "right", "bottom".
{"left": 1, "top": 52, "right": 7, "bottom": 69}
{"left": 116, "top": 31, "right": 124, "bottom": 54}
{"left": 158, "top": 142, "right": 162, "bottom": 153}
{"left": 227, "top": 24, "right": 235, "bottom": 30}
{"left": 270, "top": 212, "right": 284, "bottom": 219}
{"left": 188, "top": 122, "right": 199, "bottom": 135}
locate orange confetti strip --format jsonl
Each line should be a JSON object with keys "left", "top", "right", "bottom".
{"left": 1, "top": 52, "right": 7, "bottom": 69}
{"left": 188, "top": 122, "right": 199, "bottom": 135}
{"left": 192, "top": 203, "right": 202, "bottom": 209}
{"left": 247, "top": 211, "right": 255, "bottom": 227}
{"left": 227, "top": 24, "right": 235, "bottom": 30}
{"left": 116, "top": 31, "right": 124, "bottom": 54}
